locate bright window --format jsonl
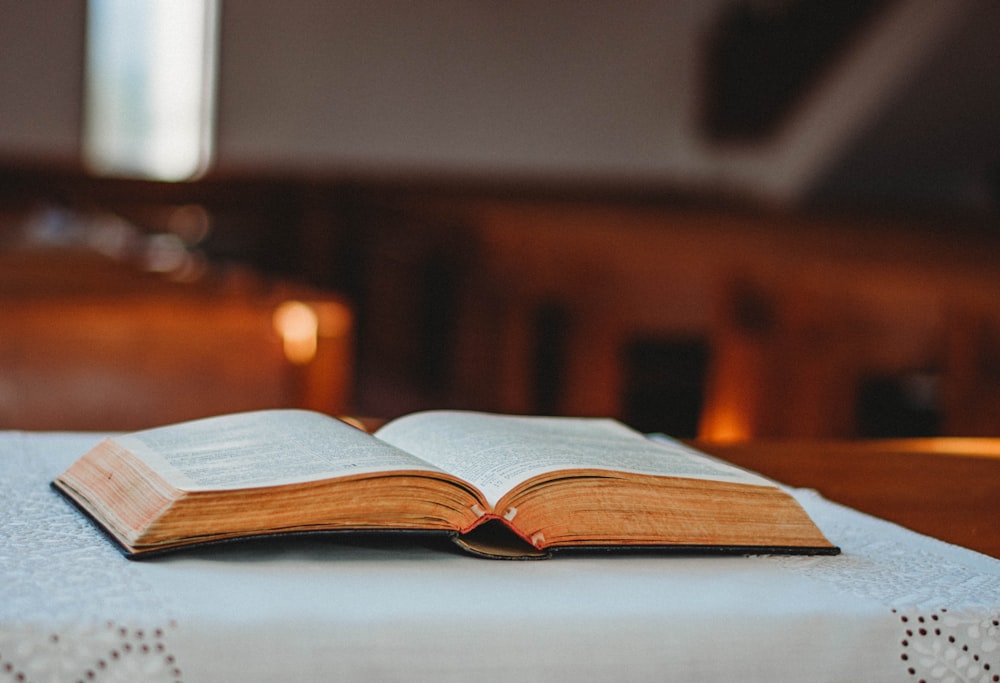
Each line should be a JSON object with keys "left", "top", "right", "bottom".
{"left": 83, "top": 0, "right": 220, "bottom": 181}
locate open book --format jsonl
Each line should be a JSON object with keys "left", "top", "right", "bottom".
{"left": 52, "top": 409, "right": 838, "bottom": 559}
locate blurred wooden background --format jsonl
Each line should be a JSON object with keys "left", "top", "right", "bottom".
{"left": 3, "top": 170, "right": 999, "bottom": 438}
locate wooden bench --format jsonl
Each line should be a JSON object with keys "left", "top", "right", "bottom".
{"left": 0, "top": 250, "right": 353, "bottom": 430}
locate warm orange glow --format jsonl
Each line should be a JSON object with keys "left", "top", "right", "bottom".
{"left": 273, "top": 301, "right": 319, "bottom": 365}
{"left": 311, "top": 301, "right": 353, "bottom": 339}
{"left": 699, "top": 404, "right": 753, "bottom": 443}
{"left": 272, "top": 300, "right": 352, "bottom": 367}
{"left": 877, "top": 438, "right": 1000, "bottom": 459}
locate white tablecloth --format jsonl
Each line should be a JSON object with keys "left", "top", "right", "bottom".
{"left": 2, "top": 431, "right": 999, "bottom": 682}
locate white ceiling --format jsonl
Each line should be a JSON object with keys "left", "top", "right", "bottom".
{"left": 0, "top": 0, "right": 996, "bottom": 214}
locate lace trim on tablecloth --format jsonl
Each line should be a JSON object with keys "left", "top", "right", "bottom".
{"left": 782, "top": 489, "right": 1000, "bottom": 611}
{"left": 784, "top": 489, "right": 1000, "bottom": 682}
{"left": 0, "top": 434, "right": 184, "bottom": 682}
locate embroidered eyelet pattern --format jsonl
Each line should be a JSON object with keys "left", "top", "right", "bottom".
{"left": 0, "top": 621, "right": 182, "bottom": 683}
{"left": 895, "top": 609, "right": 999, "bottom": 683}
{"left": 771, "top": 491, "right": 1000, "bottom": 681}
{"left": 1, "top": 435, "right": 184, "bottom": 682}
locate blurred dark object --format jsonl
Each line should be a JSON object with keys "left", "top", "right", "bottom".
{"left": 702, "top": 0, "right": 889, "bottom": 141}
{"left": 623, "top": 337, "right": 708, "bottom": 438}
{"left": 856, "top": 370, "right": 941, "bottom": 438}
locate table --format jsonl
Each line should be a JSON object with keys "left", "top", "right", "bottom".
{"left": 3, "top": 432, "right": 999, "bottom": 682}
{"left": 696, "top": 438, "right": 1000, "bottom": 559}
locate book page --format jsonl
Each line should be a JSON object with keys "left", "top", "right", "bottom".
{"left": 375, "top": 411, "right": 773, "bottom": 507}
{"left": 114, "top": 410, "right": 444, "bottom": 491}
